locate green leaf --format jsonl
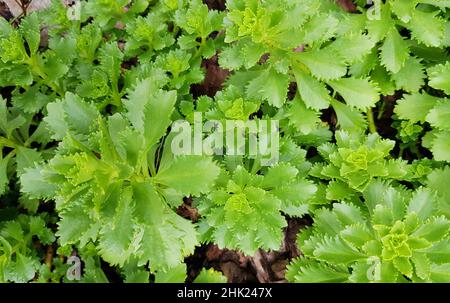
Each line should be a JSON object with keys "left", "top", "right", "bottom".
{"left": 340, "top": 224, "right": 373, "bottom": 248}
{"left": 295, "top": 48, "right": 347, "bottom": 81}
{"left": 333, "top": 203, "right": 365, "bottom": 226}
{"left": 138, "top": 213, "right": 197, "bottom": 271}
{"left": 328, "top": 78, "right": 379, "bottom": 110}
{"left": 155, "top": 156, "right": 220, "bottom": 196}
{"left": 330, "top": 99, "right": 367, "bottom": 131}
{"left": 430, "top": 131, "right": 450, "bottom": 162}
{"left": 262, "top": 163, "right": 298, "bottom": 189}
{"left": 313, "top": 236, "right": 366, "bottom": 264}
{"left": 394, "top": 93, "right": 439, "bottom": 123}
{"left": 333, "top": 33, "right": 376, "bottom": 63}
{"left": 426, "top": 102, "right": 450, "bottom": 130}
{"left": 20, "top": 14, "right": 41, "bottom": 54}
{"left": 430, "top": 264, "right": 450, "bottom": 282}
{"left": 412, "top": 216, "right": 450, "bottom": 243}
{"left": 380, "top": 28, "right": 410, "bottom": 73}
{"left": 287, "top": 99, "right": 321, "bottom": 134}
{"left": 408, "top": 10, "right": 445, "bottom": 47}
{"left": 132, "top": 180, "right": 165, "bottom": 223}
{"left": 44, "top": 101, "right": 67, "bottom": 140}
{"left": 391, "top": 0, "right": 417, "bottom": 23}
{"left": 44, "top": 93, "right": 98, "bottom": 140}
{"left": 57, "top": 206, "right": 96, "bottom": 246}
{"left": 412, "top": 252, "right": 430, "bottom": 280}
{"left": 124, "top": 269, "right": 150, "bottom": 283}
{"left": 4, "top": 253, "right": 39, "bottom": 283}
{"left": 0, "top": 154, "right": 10, "bottom": 196}
{"left": 124, "top": 79, "right": 177, "bottom": 148}
{"left": 293, "top": 67, "right": 330, "bottom": 110}
{"left": 393, "top": 256, "right": 413, "bottom": 278}
{"left": 325, "top": 180, "right": 354, "bottom": 201}
{"left": 371, "top": 64, "right": 396, "bottom": 96}
{"left": 98, "top": 188, "right": 137, "bottom": 267}
{"left": 427, "top": 62, "right": 450, "bottom": 94}
{"left": 220, "top": 41, "right": 265, "bottom": 70}
{"left": 219, "top": 44, "right": 245, "bottom": 70}
{"left": 287, "top": 259, "right": 349, "bottom": 283}
{"left": 154, "top": 263, "right": 187, "bottom": 283}
{"left": 12, "top": 87, "right": 50, "bottom": 114}
{"left": 425, "top": 240, "right": 450, "bottom": 264}
{"left": 16, "top": 147, "right": 42, "bottom": 175}
{"left": 391, "top": 57, "right": 425, "bottom": 93}
{"left": 407, "top": 188, "right": 435, "bottom": 221}
{"left": 246, "top": 68, "right": 289, "bottom": 108}
{"left": 194, "top": 268, "right": 227, "bottom": 283}
{"left": 20, "top": 166, "right": 57, "bottom": 200}
{"left": 313, "top": 209, "right": 343, "bottom": 236}
{"left": 302, "top": 14, "right": 339, "bottom": 45}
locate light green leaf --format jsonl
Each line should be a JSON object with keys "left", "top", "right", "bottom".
{"left": 293, "top": 67, "right": 330, "bottom": 110}
{"left": 407, "top": 188, "right": 435, "bottom": 221}
{"left": 57, "top": 206, "right": 96, "bottom": 246}
{"left": 44, "top": 93, "right": 98, "bottom": 140}
{"left": 328, "top": 78, "right": 379, "bottom": 110}
{"left": 330, "top": 99, "right": 367, "bottom": 131}
{"left": 286, "top": 259, "right": 349, "bottom": 283}
{"left": 393, "top": 256, "right": 413, "bottom": 277}
{"left": 412, "top": 216, "right": 450, "bottom": 242}
{"left": 340, "top": 224, "right": 373, "bottom": 248}
{"left": 430, "top": 263, "right": 450, "bottom": 282}
{"left": 380, "top": 28, "right": 410, "bottom": 73}
{"left": 20, "top": 166, "right": 57, "bottom": 200}
{"left": 287, "top": 99, "right": 321, "bottom": 134}
{"left": 426, "top": 102, "right": 450, "bottom": 130}
{"left": 412, "top": 252, "right": 430, "bottom": 280}
{"left": 394, "top": 93, "right": 439, "bottom": 123}
{"left": 98, "top": 188, "right": 137, "bottom": 267}
{"left": 0, "top": 154, "right": 10, "bottom": 196}
{"left": 194, "top": 268, "right": 227, "bottom": 283}
{"left": 391, "top": 0, "right": 417, "bottom": 22}
{"left": 154, "top": 263, "right": 187, "bottom": 283}
{"left": 333, "top": 203, "right": 365, "bottom": 226}
{"left": 124, "top": 79, "right": 177, "bottom": 148}
{"left": 132, "top": 180, "right": 165, "bottom": 223}
{"left": 20, "top": 13, "right": 40, "bottom": 54}
{"left": 4, "top": 253, "right": 39, "bottom": 283}
{"left": 333, "top": 33, "right": 376, "bottom": 63}
{"left": 408, "top": 10, "right": 445, "bottom": 47}
{"left": 430, "top": 131, "right": 450, "bottom": 162}
{"left": 391, "top": 57, "right": 425, "bottom": 93}
{"left": 138, "top": 213, "right": 197, "bottom": 271}
{"left": 295, "top": 48, "right": 347, "bottom": 81}
{"left": 155, "top": 156, "right": 219, "bottom": 196}
{"left": 262, "top": 163, "right": 298, "bottom": 189}
{"left": 246, "top": 68, "right": 289, "bottom": 108}
{"left": 427, "top": 62, "right": 450, "bottom": 94}
{"left": 313, "top": 236, "right": 366, "bottom": 264}
{"left": 16, "top": 147, "right": 42, "bottom": 175}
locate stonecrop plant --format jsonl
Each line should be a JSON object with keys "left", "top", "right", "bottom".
{"left": 0, "top": 0, "right": 449, "bottom": 283}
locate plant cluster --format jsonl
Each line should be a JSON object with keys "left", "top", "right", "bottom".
{"left": 0, "top": 0, "right": 449, "bottom": 283}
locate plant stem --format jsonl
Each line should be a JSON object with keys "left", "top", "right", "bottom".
{"left": 367, "top": 108, "right": 377, "bottom": 134}
{"left": 0, "top": 136, "right": 18, "bottom": 148}
{"left": 377, "top": 100, "right": 386, "bottom": 120}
